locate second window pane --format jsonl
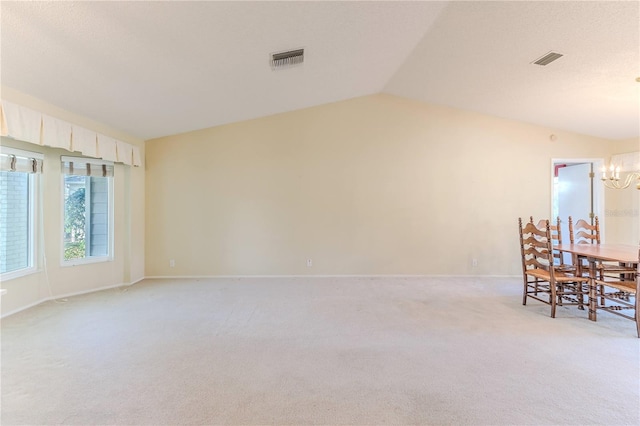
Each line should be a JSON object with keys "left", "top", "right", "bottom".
{"left": 63, "top": 175, "right": 111, "bottom": 261}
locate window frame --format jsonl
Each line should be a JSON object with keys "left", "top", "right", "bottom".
{"left": 60, "top": 156, "right": 114, "bottom": 266}
{"left": 0, "top": 146, "right": 42, "bottom": 281}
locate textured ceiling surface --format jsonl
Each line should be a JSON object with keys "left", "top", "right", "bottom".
{"left": 1, "top": 1, "right": 638, "bottom": 140}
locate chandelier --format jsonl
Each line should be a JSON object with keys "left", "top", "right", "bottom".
{"left": 601, "top": 165, "right": 640, "bottom": 190}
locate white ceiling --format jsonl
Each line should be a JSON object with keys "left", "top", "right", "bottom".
{"left": 1, "top": 1, "right": 638, "bottom": 141}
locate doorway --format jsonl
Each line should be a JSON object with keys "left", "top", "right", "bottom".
{"left": 551, "top": 159, "right": 605, "bottom": 260}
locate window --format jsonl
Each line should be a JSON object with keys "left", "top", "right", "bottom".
{"left": 62, "top": 156, "right": 113, "bottom": 264}
{"left": 0, "top": 146, "right": 42, "bottom": 279}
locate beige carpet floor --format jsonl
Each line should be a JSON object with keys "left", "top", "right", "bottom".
{"left": 1, "top": 276, "right": 639, "bottom": 425}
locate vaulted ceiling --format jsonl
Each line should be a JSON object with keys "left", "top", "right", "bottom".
{"left": 2, "top": 1, "right": 638, "bottom": 141}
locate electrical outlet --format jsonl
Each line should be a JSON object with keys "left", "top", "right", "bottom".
{"left": 472, "top": 259, "right": 478, "bottom": 267}
{"left": 170, "top": 259, "right": 175, "bottom": 268}
{"left": 306, "top": 259, "right": 313, "bottom": 267}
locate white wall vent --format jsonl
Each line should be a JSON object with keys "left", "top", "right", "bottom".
{"left": 532, "top": 51, "right": 563, "bottom": 66}
{"left": 271, "top": 48, "right": 304, "bottom": 70}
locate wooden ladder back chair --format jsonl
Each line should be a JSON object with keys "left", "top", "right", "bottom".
{"left": 569, "top": 215, "right": 635, "bottom": 280}
{"left": 518, "top": 218, "right": 588, "bottom": 318}
{"left": 568, "top": 216, "right": 600, "bottom": 244}
{"left": 593, "top": 248, "right": 640, "bottom": 338}
{"left": 530, "top": 216, "right": 574, "bottom": 273}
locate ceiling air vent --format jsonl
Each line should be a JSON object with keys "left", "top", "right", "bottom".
{"left": 271, "top": 48, "right": 304, "bottom": 70}
{"left": 532, "top": 51, "right": 563, "bottom": 66}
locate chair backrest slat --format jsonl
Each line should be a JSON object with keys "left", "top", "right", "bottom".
{"left": 519, "top": 217, "right": 554, "bottom": 276}
{"left": 530, "top": 216, "right": 565, "bottom": 266}
{"left": 569, "top": 216, "right": 600, "bottom": 244}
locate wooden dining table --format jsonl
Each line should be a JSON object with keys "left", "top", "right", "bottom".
{"left": 554, "top": 243, "right": 638, "bottom": 321}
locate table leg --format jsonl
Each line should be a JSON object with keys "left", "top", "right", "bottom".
{"left": 588, "top": 257, "right": 597, "bottom": 321}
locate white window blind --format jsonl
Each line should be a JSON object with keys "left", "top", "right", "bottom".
{"left": 0, "top": 146, "right": 44, "bottom": 174}
{"left": 61, "top": 156, "right": 113, "bottom": 177}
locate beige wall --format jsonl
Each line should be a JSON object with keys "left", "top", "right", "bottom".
{"left": 146, "top": 94, "right": 622, "bottom": 277}
{"left": 1, "top": 89, "right": 630, "bottom": 313}
{"left": 0, "top": 87, "right": 145, "bottom": 315}
{"left": 605, "top": 137, "right": 640, "bottom": 244}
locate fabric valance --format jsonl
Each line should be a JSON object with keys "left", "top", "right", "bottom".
{"left": 0, "top": 100, "right": 141, "bottom": 167}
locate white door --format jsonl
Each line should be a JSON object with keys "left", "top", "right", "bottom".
{"left": 556, "top": 163, "right": 593, "bottom": 262}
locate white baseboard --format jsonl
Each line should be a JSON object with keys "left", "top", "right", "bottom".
{"left": 1, "top": 297, "right": 49, "bottom": 319}
{"left": 144, "top": 274, "right": 520, "bottom": 279}
{"left": 130, "top": 276, "right": 146, "bottom": 285}
{"left": 50, "top": 281, "right": 135, "bottom": 301}
{"left": 1, "top": 278, "right": 143, "bottom": 319}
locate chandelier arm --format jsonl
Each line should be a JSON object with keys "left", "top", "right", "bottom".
{"left": 601, "top": 172, "right": 640, "bottom": 190}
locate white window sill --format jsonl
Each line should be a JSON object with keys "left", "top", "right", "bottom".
{"left": 0, "top": 267, "right": 39, "bottom": 282}
{"left": 62, "top": 256, "right": 113, "bottom": 267}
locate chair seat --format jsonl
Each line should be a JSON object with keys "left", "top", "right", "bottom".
{"left": 526, "top": 269, "right": 588, "bottom": 283}
{"left": 598, "top": 263, "right": 636, "bottom": 273}
{"left": 554, "top": 265, "right": 576, "bottom": 274}
{"left": 594, "top": 279, "right": 637, "bottom": 294}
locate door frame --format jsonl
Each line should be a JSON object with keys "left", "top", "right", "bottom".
{"left": 550, "top": 158, "right": 606, "bottom": 240}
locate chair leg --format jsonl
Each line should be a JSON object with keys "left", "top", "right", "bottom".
{"left": 557, "top": 284, "right": 563, "bottom": 306}
{"left": 578, "top": 282, "right": 585, "bottom": 310}
{"left": 635, "top": 294, "right": 639, "bottom": 339}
